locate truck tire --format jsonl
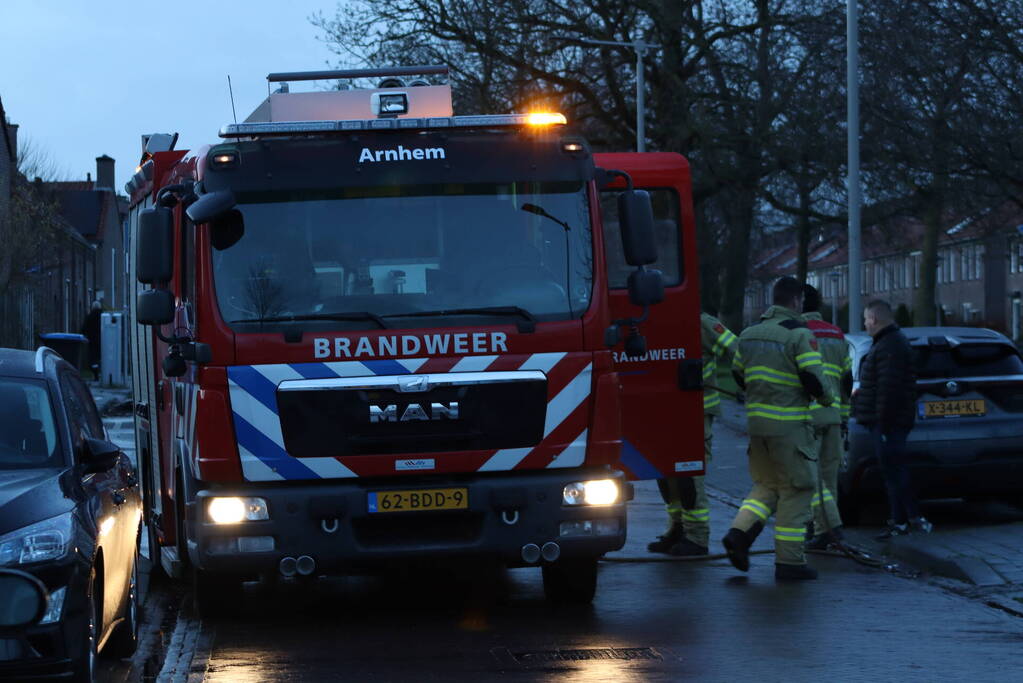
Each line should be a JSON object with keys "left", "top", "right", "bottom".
{"left": 541, "top": 557, "right": 598, "bottom": 604}
{"left": 193, "top": 569, "right": 242, "bottom": 618}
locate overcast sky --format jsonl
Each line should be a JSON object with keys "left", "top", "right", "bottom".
{"left": 0, "top": 0, "right": 343, "bottom": 190}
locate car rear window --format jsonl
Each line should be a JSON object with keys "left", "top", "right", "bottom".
{"left": 913, "top": 343, "right": 1023, "bottom": 379}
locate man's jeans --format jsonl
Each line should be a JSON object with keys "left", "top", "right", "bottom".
{"left": 871, "top": 428, "right": 919, "bottom": 524}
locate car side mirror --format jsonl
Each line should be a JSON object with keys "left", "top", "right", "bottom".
{"left": 186, "top": 190, "right": 237, "bottom": 224}
{"left": 81, "top": 437, "right": 120, "bottom": 473}
{"left": 137, "top": 289, "right": 175, "bottom": 326}
{"left": 0, "top": 569, "right": 48, "bottom": 633}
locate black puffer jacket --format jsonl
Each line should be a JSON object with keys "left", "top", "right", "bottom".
{"left": 853, "top": 324, "right": 917, "bottom": 432}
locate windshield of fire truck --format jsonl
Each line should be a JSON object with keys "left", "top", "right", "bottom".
{"left": 210, "top": 181, "right": 593, "bottom": 330}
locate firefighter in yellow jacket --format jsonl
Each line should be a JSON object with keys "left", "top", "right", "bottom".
{"left": 722, "top": 277, "right": 831, "bottom": 580}
{"left": 801, "top": 284, "right": 852, "bottom": 549}
{"left": 648, "top": 311, "right": 736, "bottom": 555}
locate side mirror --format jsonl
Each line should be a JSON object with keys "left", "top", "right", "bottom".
{"left": 627, "top": 268, "right": 665, "bottom": 307}
{"left": 137, "top": 207, "right": 174, "bottom": 285}
{"left": 81, "top": 437, "right": 120, "bottom": 473}
{"left": 618, "top": 189, "right": 657, "bottom": 266}
{"left": 186, "top": 190, "right": 236, "bottom": 224}
{"left": 137, "top": 289, "right": 175, "bottom": 326}
{"left": 0, "top": 569, "right": 48, "bottom": 633}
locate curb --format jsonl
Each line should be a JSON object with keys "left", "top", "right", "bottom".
{"left": 883, "top": 538, "right": 1006, "bottom": 586}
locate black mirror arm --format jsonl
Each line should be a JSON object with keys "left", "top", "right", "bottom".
{"left": 156, "top": 183, "right": 192, "bottom": 208}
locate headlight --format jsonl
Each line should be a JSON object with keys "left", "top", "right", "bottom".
{"left": 207, "top": 497, "right": 269, "bottom": 524}
{"left": 0, "top": 513, "right": 73, "bottom": 566}
{"left": 562, "top": 480, "right": 619, "bottom": 506}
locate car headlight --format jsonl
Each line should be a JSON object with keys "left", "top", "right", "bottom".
{"left": 0, "top": 512, "right": 73, "bottom": 566}
{"left": 562, "top": 479, "right": 620, "bottom": 506}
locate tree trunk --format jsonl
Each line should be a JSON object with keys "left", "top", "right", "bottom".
{"left": 913, "top": 196, "right": 942, "bottom": 325}
{"left": 719, "top": 189, "right": 757, "bottom": 331}
{"left": 795, "top": 177, "right": 812, "bottom": 285}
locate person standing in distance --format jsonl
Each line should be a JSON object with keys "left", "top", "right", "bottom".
{"left": 648, "top": 311, "right": 737, "bottom": 555}
{"left": 723, "top": 277, "right": 831, "bottom": 580}
{"left": 853, "top": 300, "right": 932, "bottom": 539}
{"left": 801, "top": 285, "right": 851, "bottom": 548}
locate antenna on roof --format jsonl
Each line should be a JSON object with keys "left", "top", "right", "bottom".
{"left": 227, "top": 75, "right": 238, "bottom": 124}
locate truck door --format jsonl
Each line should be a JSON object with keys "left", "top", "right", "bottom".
{"left": 594, "top": 152, "right": 704, "bottom": 480}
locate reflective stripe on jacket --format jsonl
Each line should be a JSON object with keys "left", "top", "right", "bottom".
{"left": 701, "top": 313, "right": 737, "bottom": 415}
{"left": 732, "top": 305, "right": 828, "bottom": 436}
{"left": 803, "top": 312, "right": 850, "bottom": 425}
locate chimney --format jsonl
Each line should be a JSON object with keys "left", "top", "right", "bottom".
{"left": 7, "top": 123, "right": 17, "bottom": 161}
{"left": 95, "top": 154, "right": 115, "bottom": 191}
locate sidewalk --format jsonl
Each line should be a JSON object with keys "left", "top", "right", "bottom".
{"left": 716, "top": 397, "right": 1023, "bottom": 588}
{"left": 89, "top": 381, "right": 135, "bottom": 462}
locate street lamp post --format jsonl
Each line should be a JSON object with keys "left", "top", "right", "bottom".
{"left": 582, "top": 39, "right": 660, "bottom": 152}
{"left": 829, "top": 271, "right": 842, "bottom": 327}
{"left": 847, "top": 0, "right": 862, "bottom": 333}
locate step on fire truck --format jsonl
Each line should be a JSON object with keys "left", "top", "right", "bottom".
{"left": 125, "top": 65, "right": 704, "bottom": 612}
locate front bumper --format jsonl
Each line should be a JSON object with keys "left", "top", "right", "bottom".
{"left": 0, "top": 558, "right": 90, "bottom": 678}
{"left": 186, "top": 467, "right": 630, "bottom": 575}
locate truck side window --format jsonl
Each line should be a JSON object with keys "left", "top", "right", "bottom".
{"left": 600, "top": 188, "right": 682, "bottom": 289}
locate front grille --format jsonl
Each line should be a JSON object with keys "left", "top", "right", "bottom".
{"left": 352, "top": 511, "right": 484, "bottom": 548}
{"left": 276, "top": 371, "right": 548, "bottom": 457}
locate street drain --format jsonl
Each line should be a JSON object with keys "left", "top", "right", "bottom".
{"left": 512, "top": 647, "right": 662, "bottom": 663}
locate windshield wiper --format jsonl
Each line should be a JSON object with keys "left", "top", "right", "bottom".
{"left": 383, "top": 306, "right": 537, "bottom": 333}
{"left": 229, "top": 312, "right": 389, "bottom": 329}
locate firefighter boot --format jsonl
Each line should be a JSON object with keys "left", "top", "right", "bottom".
{"left": 668, "top": 538, "right": 709, "bottom": 556}
{"left": 647, "top": 522, "right": 684, "bottom": 554}
{"left": 722, "top": 528, "right": 752, "bottom": 572}
{"left": 806, "top": 525, "right": 844, "bottom": 551}
{"left": 775, "top": 563, "right": 819, "bottom": 581}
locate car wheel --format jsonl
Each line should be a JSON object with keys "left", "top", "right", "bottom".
{"left": 70, "top": 566, "right": 100, "bottom": 683}
{"left": 193, "top": 568, "right": 243, "bottom": 618}
{"left": 105, "top": 540, "right": 140, "bottom": 657}
{"left": 837, "top": 487, "right": 862, "bottom": 527}
{"left": 541, "top": 557, "right": 598, "bottom": 605}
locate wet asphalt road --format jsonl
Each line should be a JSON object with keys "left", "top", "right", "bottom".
{"left": 197, "top": 418, "right": 1023, "bottom": 682}
{"left": 98, "top": 411, "right": 1023, "bottom": 682}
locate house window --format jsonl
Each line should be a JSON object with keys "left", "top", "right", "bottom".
{"left": 977, "top": 245, "right": 984, "bottom": 280}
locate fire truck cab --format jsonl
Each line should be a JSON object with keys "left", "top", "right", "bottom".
{"left": 125, "top": 66, "right": 703, "bottom": 612}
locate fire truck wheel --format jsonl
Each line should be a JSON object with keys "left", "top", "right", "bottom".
{"left": 541, "top": 557, "right": 598, "bottom": 604}
{"left": 192, "top": 569, "right": 242, "bottom": 618}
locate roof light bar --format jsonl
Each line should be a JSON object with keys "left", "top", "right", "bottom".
{"left": 219, "top": 113, "right": 567, "bottom": 138}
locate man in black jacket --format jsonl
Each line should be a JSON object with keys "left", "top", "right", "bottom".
{"left": 853, "top": 300, "right": 932, "bottom": 539}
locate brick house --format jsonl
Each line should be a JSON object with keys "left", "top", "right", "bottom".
{"left": 745, "top": 203, "right": 1023, "bottom": 338}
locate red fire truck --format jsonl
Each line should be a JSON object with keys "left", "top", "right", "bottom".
{"left": 125, "top": 66, "right": 703, "bottom": 611}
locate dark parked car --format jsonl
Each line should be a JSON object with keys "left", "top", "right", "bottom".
{"left": 839, "top": 327, "right": 1023, "bottom": 523}
{"left": 0, "top": 346, "right": 142, "bottom": 681}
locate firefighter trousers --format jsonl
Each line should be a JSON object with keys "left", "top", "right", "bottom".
{"left": 656, "top": 415, "right": 713, "bottom": 547}
{"left": 811, "top": 423, "right": 843, "bottom": 534}
{"left": 730, "top": 424, "right": 818, "bottom": 565}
